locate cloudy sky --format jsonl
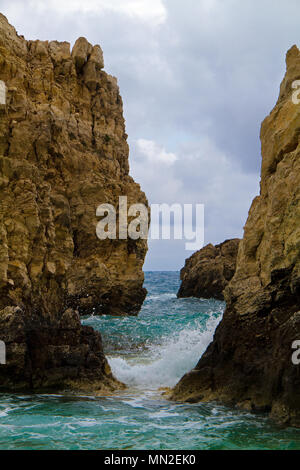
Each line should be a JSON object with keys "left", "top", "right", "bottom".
{"left": 1, "top": 0, "right": 299, "bottom": 269}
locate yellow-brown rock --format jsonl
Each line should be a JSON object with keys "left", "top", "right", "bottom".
{"left": 172, "top": 45, "right": 300, "bottom": 426}
{"left": 0, "top": 14, "right": 148, "bottom": 391}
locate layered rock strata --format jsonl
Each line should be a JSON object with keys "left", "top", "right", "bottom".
{"left": 0, "top": 14, "right": 148, "bottom": 391}
{"left": 172, "top": 45, "right": 300, "bottom": 426}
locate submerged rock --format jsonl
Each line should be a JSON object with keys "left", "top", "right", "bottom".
{"left": 0, "top": 15, "right": 147, "bottom": 391}
{"left": 172, "top": 45, "right": 300, "bottom": 426}
{"left": 177, "top": 239, "right": 240, "bottom": 300}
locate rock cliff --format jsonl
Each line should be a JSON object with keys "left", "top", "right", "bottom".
{"left": 172, "top": 46, "right": 300, "bottom": 426}
{"left": 177, "top": 239, "right": 240, "bottom": 301}
{"left": 0, "top": 15, "right": 148, "bottom": 391}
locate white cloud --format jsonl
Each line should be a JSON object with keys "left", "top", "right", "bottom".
{"left": 131, "top": 139, "right": 182, "bottom": 205}
{"left": 27, "top": 0, "right": 167, "bottom": 25}
{"left": 136, "top": 139, "right": 177, "bottom": 166}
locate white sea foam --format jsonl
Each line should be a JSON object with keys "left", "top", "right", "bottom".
{"left": 146, "top": 293, "right": 177, "bottom": 301}
{"left": 108, "top": 311, "right": 222, "bottom": 389}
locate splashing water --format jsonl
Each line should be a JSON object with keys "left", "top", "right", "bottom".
{"left": 83, "top": 272, "right": 223, "bottom": 389}
{"left": 2, "top": 272, "right": 300, "bottom": 450}
{"left": 108, "top": 311, "right": 221, "bottom": 388}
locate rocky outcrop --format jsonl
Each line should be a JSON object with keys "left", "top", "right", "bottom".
{"left": 177, "top": 239, "right": 240, "bottom": 301}
{"left": 0, "top": 15, "right": 147, "bottom": 391}
{"left": 172, "top": 45, "right": 300, "bottom": 426}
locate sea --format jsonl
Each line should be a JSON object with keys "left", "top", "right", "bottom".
{"left": 1, "top": 271, "right": 300, "bottom": 450}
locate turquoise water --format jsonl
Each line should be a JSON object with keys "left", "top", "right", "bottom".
{"left": 1, "top": 271, "right": 300, "bottom": 450}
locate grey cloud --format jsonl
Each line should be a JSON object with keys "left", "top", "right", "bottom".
{"left": 0, "top": 0, "right": 298, "bottom": 269}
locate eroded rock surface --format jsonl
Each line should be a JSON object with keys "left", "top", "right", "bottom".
{"left": 0, "top": 15, "right": 147, "bottom": 391}
{"left": 177, "top": 239, "right": 240, "bottom": 301}
{"left": 172, "top": 46, "right": 300, "bottom": 426}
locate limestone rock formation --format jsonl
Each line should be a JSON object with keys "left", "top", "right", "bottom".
{"left": 172, "top": 45, "right": 300, "bottom": 426}
{"left": 177, "top": 239, "right": 240, "bottom": 301}
{"left": 0, "top": 14, "right": 148, "bottom": 391}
